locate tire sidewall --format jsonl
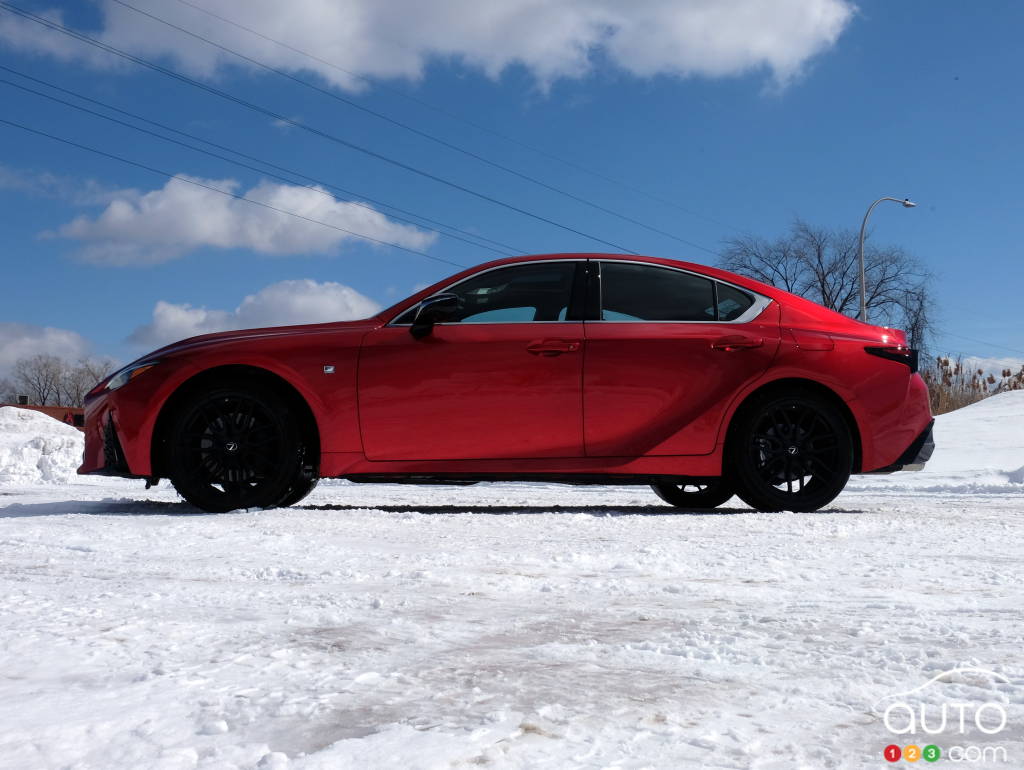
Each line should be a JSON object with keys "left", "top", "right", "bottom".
{"left": 167, "top": 384, "right": 301, "bottom": 512}
{"left": 650, "top": 479, "right": 734, "bottom": 509}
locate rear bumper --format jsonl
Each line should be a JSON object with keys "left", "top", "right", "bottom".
{"left": 864, "top": 419, "right": 935, "bottom": 474}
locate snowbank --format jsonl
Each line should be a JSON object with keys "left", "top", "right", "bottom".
{"left": 0, "top": 406, "right": 84, "bottom": 485}
{"left": 929, "top": 389, "right": 1024, "bottom": 475}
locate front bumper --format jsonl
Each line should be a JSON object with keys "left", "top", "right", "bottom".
{"left": 86, "top": 413, "right": 139, "bottom": 477}
{"left": 78, "top": 384, "right": 155, "bottom": 479}
{"left": 867, "top": 419, "right": 935, "bottom": 474}
{"left": 80, "top": 403, "right": 142, "bottom": 478}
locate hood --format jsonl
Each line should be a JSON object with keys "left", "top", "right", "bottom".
{"left": 132, "top": 316, "right": 384, "bottom": 365}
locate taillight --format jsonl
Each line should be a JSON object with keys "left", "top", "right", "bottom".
{"left": 865, "top": 345, "right": 918, "bottom": 373}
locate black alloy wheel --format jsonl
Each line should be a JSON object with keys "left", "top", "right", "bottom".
{"left": 167, "top": 385, "right": 306, "bottom": 512}
{"left": 650, "top": 478, "right": 735, "bottom": 509}
{"left": 728, "top": 391, "right": 852, "bottom": 512}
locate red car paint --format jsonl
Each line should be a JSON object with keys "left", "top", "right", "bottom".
{"left": 80, "top": 254, "right": 931, "bottom": 485}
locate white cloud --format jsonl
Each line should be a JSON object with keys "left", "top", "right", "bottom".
{"left": 0, "top": 164, "right": 139, "bottom": 206}
{"left": 0, "top": 322, "right": 92, "bottom": 379}
{"left": 53, "top": 175, "right": 436, "bottom": 265}
{"left": 2, "top": 0, "right": 856, "bottom": 90}
{"left": 0, "top": 7, "right": 121, "bottom": 67}
{"left": 128, "top": 279, "right": 382, "bottom": 348}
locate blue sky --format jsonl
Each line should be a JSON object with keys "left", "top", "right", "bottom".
{"left": 1, "top": 0, "right": 1022, "bottom": 374}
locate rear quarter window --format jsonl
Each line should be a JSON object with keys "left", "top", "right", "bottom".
{"left": 716, "top": 283, "right": 755, "bottom": 321}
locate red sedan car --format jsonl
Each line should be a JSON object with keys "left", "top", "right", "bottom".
{"left": 81, "top": 254, "right": 933, "bottom": 513}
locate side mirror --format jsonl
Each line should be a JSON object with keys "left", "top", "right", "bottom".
{"left": 410, "top": 293, "right": 459, "bottom": 339}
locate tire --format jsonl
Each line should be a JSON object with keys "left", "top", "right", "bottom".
{"left": 276, "top": 476, "right": 319, "bottom": 508}
{"left": 727, "top": 390, "right": 853, "bottom": 513}
{"left": 650, "top": 479, "right": 734, "bottom": 509}
{"left": 166, "top": 383, "right": 307, "bottom": 513}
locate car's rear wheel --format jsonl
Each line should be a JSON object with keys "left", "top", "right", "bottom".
{"left": 167, "top": 385, "right": 306, "bottom": 512}
{"left": 728, "top": 391, "right": 852, "bottom": 512}
{"left": 650, "top": 479, "right": 734, "bottom": 509}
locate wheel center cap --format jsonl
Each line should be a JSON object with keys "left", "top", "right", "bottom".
{"left": 787, "top": 445, "right": 799, "bottom": 455}
{"left": 225, "top": 441, "right": 239, "bottom": 453}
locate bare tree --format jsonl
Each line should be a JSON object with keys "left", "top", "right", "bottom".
{"left": 716, "top": 232, "right": 806, "bottom": 294}
{"left": 58, "top": 357, "right": 116, "bottom": 407}
{"left": 11, "top": 354, "right": 65, "bottom": 406}
{"left": 8, "top": 354, "right": 116, "bottom": 407}
{"left": 0, "top": 376, "right": 17, "bottom": 403}
{"left": 721, "top": 218, "right": 932, "bottom": 350}
{"left": 897, "top": 285, "right": 931, "bottom": 351}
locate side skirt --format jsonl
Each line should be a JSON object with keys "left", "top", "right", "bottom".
{"left": 342, "top": 473, "right": 721, "bottom": 486}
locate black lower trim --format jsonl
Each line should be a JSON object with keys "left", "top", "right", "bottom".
{"left": 103, "top": 415, "right": 128, "bottom": 471}
{"left": 864, "top": 419, "right": 935, "bottom": 474}
{"left": 342, "top": 473, "right": 719, "bottom": 486}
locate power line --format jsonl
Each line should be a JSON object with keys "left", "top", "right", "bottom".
{"left": 111, "top": 0, "right": 718, "bottom": 255}
{"left": 0, "top": 1, "right": 639, "bottom": 254}
{"left": 932, "top": 327, "right": 1024, "bottom": 357}
{"left": 0, "top": 117, "right": 469, "bottom": 269}
{"left": 171, "top": 0, "right": 743, "bottom": 236}
{"left": 0, "top": 66, "right": 524, "bottom": 258}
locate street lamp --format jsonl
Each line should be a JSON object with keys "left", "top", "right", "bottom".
{"left": 858, "top": 196, "right": 916, "bottom": 322}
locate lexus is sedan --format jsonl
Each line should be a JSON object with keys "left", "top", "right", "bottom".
{"left": 80, "top": 254, "right": 934, "bottom": 513}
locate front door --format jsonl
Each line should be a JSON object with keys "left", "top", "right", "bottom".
{"left": 358, "top": 261, "right": 585, "bottom": 460}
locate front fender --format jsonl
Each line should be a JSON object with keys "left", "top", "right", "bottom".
{"left": 95, "top": 342, "right": 361, "bottom": 478}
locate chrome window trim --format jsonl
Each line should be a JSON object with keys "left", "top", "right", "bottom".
{"left": 405, "top": 320, "right": 584, "bottom": 326}
{"left": 386, "top": 257, "right": 772, "bottom": 327}
{"left": 387, "top": 258, "right": 586, "bottom": 326}
{"left": 594, "top": 259, "right": 772, "bottom": 325}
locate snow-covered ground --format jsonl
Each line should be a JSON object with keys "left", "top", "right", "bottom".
{"left": 0, "top": 396, "right": 1022, "bottom": 769}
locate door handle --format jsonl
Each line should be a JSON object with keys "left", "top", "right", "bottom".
{"left": 526, "top": 339, "right": 581, "bottom": 356}
{"left": 711, "top": 335, "right": 764, "bottom": 352}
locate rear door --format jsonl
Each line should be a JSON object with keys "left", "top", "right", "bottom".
{"left": 583, "top": 260, "right": 780, "bottom": 456}
{"left": 358, "top": 260, "right": 586, "bottom": 460}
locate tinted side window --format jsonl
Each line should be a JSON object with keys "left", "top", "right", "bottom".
{"left": 716, "top": 283, "right": 755, "bottom": 321}
{"left": 399, "top": 262, "right": 577, "bottom": 324}
{"left": 600, "top": 262, "right": 715, "bottom": 321}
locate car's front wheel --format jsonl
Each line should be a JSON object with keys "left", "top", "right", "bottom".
{"left": 727, "top": 391, "right": 853, "bottom": 512}
{"left": 277, "top": 476, "right": 319, "bottom": 508}
{"left": 167, "top": 384, "right": 308, "bottom": 512}
{"left": 650, "top": 479, "right": 734, "bottom": 510}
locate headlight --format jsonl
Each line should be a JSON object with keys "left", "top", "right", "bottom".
{"left": 105, "top": 361, "right": 160, "bottom": 392}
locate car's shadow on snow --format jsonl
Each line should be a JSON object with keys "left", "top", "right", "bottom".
{"left": 0, "top": 498, "right": 224, "bottom": 518}
{"left": 296, "top": 503, "right": 867, "bottom": 516}
{"left": 0, "top": 500, "right": 866, "bottom": 518}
